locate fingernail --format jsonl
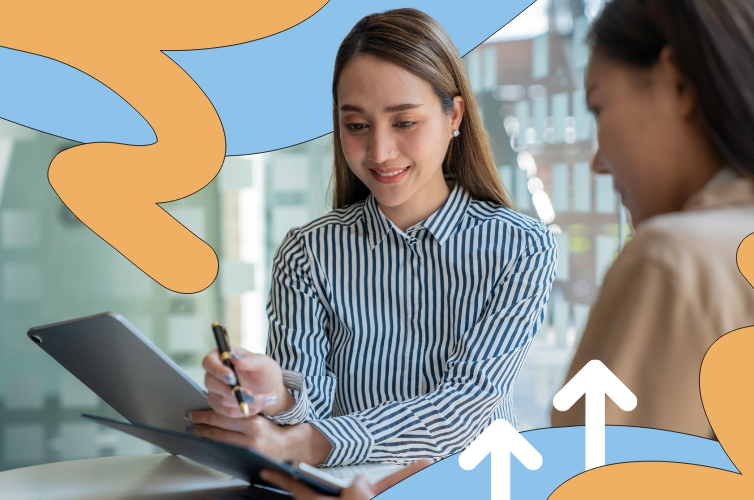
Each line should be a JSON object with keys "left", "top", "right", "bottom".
{"left": 259, "top": 470, "right": 270, "bottom": 481}
{"left": 224, "top": 373, "right": 237, "bottom": 385}
{"left": 264, "top": 395, "right": 278, "bottom": 407}
{"left": 185, "top": 426, "right": 195, "bottom": 435}
{"left": 241, "top": 391, "right": 256, "bottom": 406}
{"left": 231, "top": 353, "right": 243, "bottom": 360}
{"left": 184, "top": 411, "right": 193, "bottom": 421}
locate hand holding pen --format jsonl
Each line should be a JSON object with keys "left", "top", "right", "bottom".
{"left": 198, "top": 321, "right": 284, "bottom": 418}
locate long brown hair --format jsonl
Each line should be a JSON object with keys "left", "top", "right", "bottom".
{"left": 588, "top": 0, "right": 754, "bottom": 179}
{"left": 330, "top": 8, "right": 514, "bottom": 210}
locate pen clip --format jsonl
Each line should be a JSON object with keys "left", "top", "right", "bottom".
{"left": 222, "top": 327, "right": 230, "bottom": 348}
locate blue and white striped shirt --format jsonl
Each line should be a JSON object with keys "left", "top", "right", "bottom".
{"left": 266, "top": 183, "right": 557, "bottom": 466}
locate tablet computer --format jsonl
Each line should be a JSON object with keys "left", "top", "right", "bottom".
{"left": 28, "top": 312, "right": 210, "bottom": 432}
{"left": 83, "top": 414, "right": 342, "bottom": 497}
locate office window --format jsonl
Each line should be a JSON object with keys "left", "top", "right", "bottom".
{"left": 554, "top": 232, "right": 570, "bottom": 282}
{"left": 551, "top": 163, "right": 569, "bottom": 212}
{"left": 497, "top": 165, "right": 514, "bottom": 192}
{"left": 515, "top": 100, "right": 530, "bottom": 136}
{"left": 532, "top": 98, "right": 548, "bottom": 142}
{"left": 483, "top": 46, "right": 497, "bottom": 90}
{"left": 532, "top": 33, "right": 549, "bottom": 79}
{"left": 551, "top": 92, "right": 569, "bottom": 143}
{"left": 514, "top": 167, "right": 532, "bottom": 211}
{"left": 465, "top": 50, "right": 482, "bottom": 92}
{"left": 595, "top": 235, "right": 618, "bottom": 286}
{"left": 595, "top": 174, "right": 616, "bottom": 213}
{"left": 572, "top": 89, "right": 591, "bottom": 141}
{"left": 572, "top": 16, "right": 590, "bottom": 70}
{"left": 572, "top": 161, "right": 592, "bottom": 213}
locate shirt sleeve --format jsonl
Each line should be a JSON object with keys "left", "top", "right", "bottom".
{"left": 549, "top": 248, "right": 717, "bottom": 439}
{"left": 266, "top": 229, "right": 337, "bottom": 426}
{"left": 308, "top": 225, "right": 558, "bottom": 465}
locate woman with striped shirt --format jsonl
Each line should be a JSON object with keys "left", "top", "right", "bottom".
{"left": 189, "top": 8, "right": 557, "bottom": 468}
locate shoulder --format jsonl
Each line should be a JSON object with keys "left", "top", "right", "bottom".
{"left": 465, "top": 198, "right": 555, "bottom": 250}
{"left": 274, "top": 202, "right": 366, "bottom": 260}
{"left": 279, "top": 202, "right": 366, "bottom": 244}
{"left": 621, "top": 205, "right": 754, "bottom": 270}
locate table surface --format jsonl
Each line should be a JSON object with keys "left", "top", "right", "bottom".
{"left": 0, "top": 454, "right": 403, "bottom": 500}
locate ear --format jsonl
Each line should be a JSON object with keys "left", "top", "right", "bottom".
{"left": 658, "top": 45, "right": 697, "bottom": 119}
{"left": 450, "top": 95, "right": 465, "bottom": 132}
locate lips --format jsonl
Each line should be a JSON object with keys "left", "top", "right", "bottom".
{"left": 369, "top": 166, "right": 410, "bottom": 184}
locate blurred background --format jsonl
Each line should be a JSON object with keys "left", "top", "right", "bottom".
{"left": 0, "top": 0, "right": 627, "bottom": 472}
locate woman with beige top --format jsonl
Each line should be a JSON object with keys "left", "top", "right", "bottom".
{"left": 551, "top": 0, "right": 754, "bottom": 439}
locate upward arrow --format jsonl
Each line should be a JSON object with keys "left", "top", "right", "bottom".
{"left": 459, "top": 419, "right": 542, "bottom": 500}
{"left": 553, "top": 360, "right": 637, "bottom": 470}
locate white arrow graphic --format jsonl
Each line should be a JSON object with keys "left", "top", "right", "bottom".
{"left": 459, "top": 419, "right": 542, "bottom": 500}
{"left": 553, "top": 359, "right": 637, "bottom": 471}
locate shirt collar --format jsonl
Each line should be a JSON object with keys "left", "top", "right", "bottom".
{"left": 362, "top": 182, "right": 471, "bottom": 250}
{"left": 420, "top": 182, "right": 471, "bottom": 245}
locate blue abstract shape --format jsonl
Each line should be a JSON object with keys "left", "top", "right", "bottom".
{"left": 0, "top": 0, "right": 531, "bottom": 155}
{"left": 377, "top": 426, "right": 737, "bottom": 499}
{"left": 0, "top": 47, "right": 156, "bottom": 145}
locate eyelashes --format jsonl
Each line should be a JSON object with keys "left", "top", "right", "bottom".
{"left": 344, "top": 121, "right": 418, "bottom": 133}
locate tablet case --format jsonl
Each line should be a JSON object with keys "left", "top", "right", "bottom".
{"left": 82, "top": 414, "right": 340, "bottom": 497}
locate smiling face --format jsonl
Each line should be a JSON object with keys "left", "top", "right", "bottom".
{"left": 336, "top": 55, "right": 463, "bottom": 221}
{"left": 585, "top": 47, "right": 722, "bottom": 227}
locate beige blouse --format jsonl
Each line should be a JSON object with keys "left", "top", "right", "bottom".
{"left": 550, "top": 169, "right": 754, "bottom": 439}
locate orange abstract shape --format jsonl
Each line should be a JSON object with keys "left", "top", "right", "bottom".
{"left": 549, "top": 232, "right": 754, "bottom": 498}
{"left": 0, "top": 1, "right": 327, "bottom": 293}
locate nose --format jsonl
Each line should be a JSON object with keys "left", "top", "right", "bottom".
{"left": 590, "top": 146, "right": 610, "bottom": 175}
{"left": 367, "top": 126, "right": 398, "bottom": 164}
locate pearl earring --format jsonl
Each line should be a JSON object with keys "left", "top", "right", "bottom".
{"left": 453, "top": 129, "right": 461, "bottom": 138}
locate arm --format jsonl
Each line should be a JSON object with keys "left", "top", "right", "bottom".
{"left": 549, "top": 252, "right": 716, "bottom": 438}
{"left": 265, "top": 228, "right": 336, "bottom": 426}
{"left": 304, "top": 225, "right": 557, "bottom": 466}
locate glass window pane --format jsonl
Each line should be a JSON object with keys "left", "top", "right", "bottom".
{"left": 551, "top": 92, "right": 569, "bottom": 143}
{"left": 551, "top": 163, "right": 569, "bottom": 212}
{"left": 572, "top": 161, "right": 592, "bottom": 212}
{"left": 532, "top": 33, "right": 549, "bottom": 79}
{"left": 595, "top": 174, "right": 616, "bottom": 213}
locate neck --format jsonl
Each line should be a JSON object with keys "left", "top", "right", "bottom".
{"left": 378, "top": 173, "right": 452, "bottom": 232}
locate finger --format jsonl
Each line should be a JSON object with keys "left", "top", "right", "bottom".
{"left": 260, "top": 469, "right": 330, "bottom": 500}
{"left": 225, "top": 350, "right": 278, "bottom": 375}
{"left": 193, "top": 424, "right": 254, "bottom": 448}
{"left": 373, "top": 459, "right": 433, "bottom": 493}
{"left": 205, "top": 384, "right": 278, "bottom": 418}
{"left": 201, "top": 349, "right": 237, "bottom": 386}
{"left": 204, "top": 372, "right": 236, "bottom": 401}
{"left": 205, "top": 392, "right": 249, "bottom": 418}
{"left": 230, "top": 345, "right": 253, "bottom": 356}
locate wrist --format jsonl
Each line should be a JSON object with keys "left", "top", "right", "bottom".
{"left": 282, "top": 423, "right": 333, "bottom": 466}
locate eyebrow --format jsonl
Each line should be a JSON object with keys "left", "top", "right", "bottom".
{"left": 339, "top": 103, "right": 424, "bottom": 113}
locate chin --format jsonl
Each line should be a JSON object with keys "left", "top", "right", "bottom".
{"left": 370, "top": 185, "right": 411, "bottom": 208}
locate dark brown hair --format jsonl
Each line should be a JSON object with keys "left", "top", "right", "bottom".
{"left": 330, "top": 8, "right": 514, "bottom": 209}
{"left": 588, "top": 0, "right": 754, "bottom": 178}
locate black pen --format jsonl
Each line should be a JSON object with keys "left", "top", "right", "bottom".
{"left": 211, "top": 321, "right": 249, "bottom": 417}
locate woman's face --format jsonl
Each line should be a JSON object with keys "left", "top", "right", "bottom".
{"left": 336, "top": 55, "right": 463, "bottom": 211}
{"left": 586, "top": 47, "right": 717, "bottom": 227}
